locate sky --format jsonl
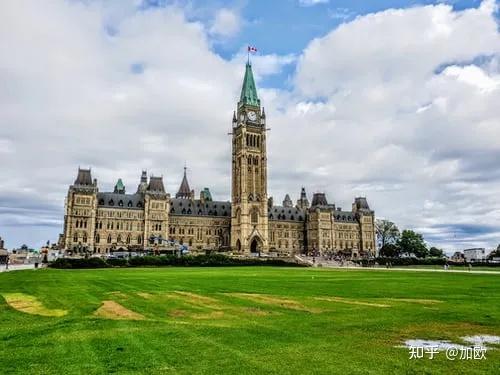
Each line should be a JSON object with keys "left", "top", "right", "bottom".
{"left": 0, "top": 0, "right": 499, "bottom": 252}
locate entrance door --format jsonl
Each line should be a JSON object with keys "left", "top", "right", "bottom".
{"left": 250, "top": 238, "right": 260, "bottom": 254}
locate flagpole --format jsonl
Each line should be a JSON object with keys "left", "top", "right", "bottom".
{"left": 247, "top": 47, "right": 250, "bottom": 64}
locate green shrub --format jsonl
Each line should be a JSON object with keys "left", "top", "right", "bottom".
{"left": 49, "top": 254, "right": 306, "bottom": 269}
{"left": 107, "top": 258, "right": 129, "bottom": 267}
{"left": 49, "top": 257, "right": 109, "bottom": 269}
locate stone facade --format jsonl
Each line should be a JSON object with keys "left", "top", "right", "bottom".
{"left": 61, "top": 63, "right": 376, "bottom": 257}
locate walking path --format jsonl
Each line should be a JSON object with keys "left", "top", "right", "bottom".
{"left": 340, "top": 266, "right": 500, "bottom": 275}
{"left": 0, "top": 264, "right": 40, "bottom": 273}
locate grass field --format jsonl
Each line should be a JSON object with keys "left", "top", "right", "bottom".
{"left": 0, "top": 267, "right": 499, "bottom": 374}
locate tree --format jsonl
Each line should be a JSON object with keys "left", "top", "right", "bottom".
{"left": 379, "top": 243, "right": 400, "bottom": 257}
{"left": 397, "top": 230, "right": 428, "bottom": 258}
{"left": 429, "top": 246, "right": 444, "bottom": 258}
{"left": 376, "top": 220, "right": 400, "bottom": 248}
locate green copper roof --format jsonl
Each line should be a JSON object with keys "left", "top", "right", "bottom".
{"left": 114, "top": 178, "right": 125, "bottom": 193}
{"left": 239, "top": 62, "right": 260, "bottom": 107}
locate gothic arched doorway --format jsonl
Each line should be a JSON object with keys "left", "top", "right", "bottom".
{"left": 250, "top": 237, "right": 261, "bottom": 254}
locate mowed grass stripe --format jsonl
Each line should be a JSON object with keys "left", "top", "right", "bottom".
{"left": 0, "top": 267, "right": 499, "bottom": 374}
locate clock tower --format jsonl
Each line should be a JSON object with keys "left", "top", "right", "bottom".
{"left": 231, "top": 62, "right": 269, "bottom": 254}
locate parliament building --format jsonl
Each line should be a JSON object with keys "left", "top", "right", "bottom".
{"left": 61, "top": 63, "right": 376, "bottom": 257}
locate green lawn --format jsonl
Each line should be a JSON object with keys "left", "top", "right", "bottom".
{"left": 0, "top": 267, "right": 499, "bottom": 374}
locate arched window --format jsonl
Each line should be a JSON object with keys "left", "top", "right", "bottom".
{"left": 82, "top": 233, "right": 87, "bottom": 243}
{"left": 117, "top": 234, "right": 122, "bottom": 243}
{"left": 107, "top": 234, "right": 112, "bottom": 244}
{"left": 128, "top": 201, "right": 132, "bottom": 207}
{"left": 182, "top": 208, "right": 186, "bottom": 214}
{"left": 118, "top": 200, "right": 123, "bottom": 207}
{"left": 73, "top": 233, "right": 78, "bottom": 242}
{"left": 109, "top": 199, "right": 114, "bottom": 206}
{"left": 251, "top": 209, "right": 258, "bottom": 224}
{"left": 137, "top": 235, "right": 142, "bottom": 244}
{"left": 95, "top": 234, "right": 100, "bottom": 243}
{"left": 126, "top": 235, "right": 131, "bottom": 244}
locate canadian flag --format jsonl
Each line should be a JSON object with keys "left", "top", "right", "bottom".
{"left": 248, "top": 45, "right": 258, "bottom": 53}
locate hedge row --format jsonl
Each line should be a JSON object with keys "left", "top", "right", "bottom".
{"left": 49, "top": 254, "right": 306, "bottom": 269}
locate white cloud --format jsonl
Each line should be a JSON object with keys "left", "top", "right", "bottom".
{"left": 209, "top": 8, "right": 241, "bottom": 37}
{"left": 299, "top": 0, "right": 329, "bottom": 6}
{"left": 282, "top": 0, "right": 500, "bottom": 251}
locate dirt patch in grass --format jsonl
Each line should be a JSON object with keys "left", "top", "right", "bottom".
{"left": 191, "top": 311, "right": 226, "bottom": 320}
{"left": 242, "top": 307, "right": 274, "bottom": 316}
{"left": 94, "top": 301, "right": 144, "bottom": 320}
{"left": 136, "top": 292, "right": 153, "bottom": 299}
{"left": 171, "top": 291, "right": 225, "bottom": 309}
{"left": 387, "top": 298, "right": 443, "bottom": 305}
{"left": 227, "top": 293, "right": 321, "bottom": 313}
{"left": 169, "top": 309, "right": 189, "bottom": 318}
{"left": 106, "top": 291, "right": 128, "bottom": 299}
{"left": 315, "top": 296, "right": 390, "bottom": 308}
{"left": 2, "top": 293, "right": 68, "bottom": 317}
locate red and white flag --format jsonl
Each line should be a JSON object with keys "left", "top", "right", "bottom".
{"left": 248, "top": 45, "right": 258, "bottom": 53}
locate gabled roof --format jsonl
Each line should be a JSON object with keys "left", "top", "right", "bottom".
{"left": 333, "top": 211, "right": 358, "bottom": 223}
{"left": 311, "top": 192, "right": 328, "bottom": 207}
{"left": 239, "top": 62, "right": 260, "bottom": 107}
{"left": 269, "top": 206, "right": 305, "bottom": 222}
{"left": 97, "top": 192, "right": 144, "bottom": 209}
{"left": 74, "top": 168, "right": 93, "bottom": 186}
{"left": 147, "top": 176, "right": 165, "bottom": 193}
{"left": 170, "top": 199, "right": 231, "bottom": 217}
{"left": 354, "top": 197, "right": 371, "bottom": 210}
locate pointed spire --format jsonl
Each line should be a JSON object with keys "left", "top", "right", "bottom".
{"left": 297, "top": 187, "right": 309, "bottom": 209}
{"left": 261, "top": 107, "right": 266, "bottom": 118}
{"left": 301, "top": 187, "right": 307, "bottom": 199}
{"left": 239, "top": 62, "right": 260, "bottom": 107}
{"left": 176, "top": 166, "right": 192, "bottom": 199}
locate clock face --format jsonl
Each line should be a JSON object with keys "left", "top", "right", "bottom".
{"left": 248, "top": 111, "right": 257, "bottom": 121}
